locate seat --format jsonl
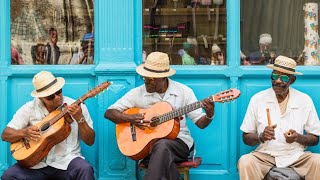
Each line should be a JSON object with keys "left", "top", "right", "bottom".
{"left": 139, "top": 157, "right": 202, "bottom": 180}
{"left": 265, "top": 167, "right": 304, "bottom": 180}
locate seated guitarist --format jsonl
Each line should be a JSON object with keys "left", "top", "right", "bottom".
{"left": 104, "top": 52, "right": 215, "bottom": 180}
{"left": 1, "top": 71, "right": 95, "bottom": 180}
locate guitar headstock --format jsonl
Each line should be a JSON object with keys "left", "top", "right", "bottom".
{"left": 82, "top": 82, "right": 111, "bottom": 100}
{"left": 213, "top": 88, "right": 241, "bottom": 103}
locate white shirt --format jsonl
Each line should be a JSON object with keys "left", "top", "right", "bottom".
{"left": 241, "top": 87, "right": 320, "bottom": 167}
{"left": 7, "top": 96, "right": 93, "bottom": 170}
{"left": 108, "top": 79, "right": 205, "bottom": 149}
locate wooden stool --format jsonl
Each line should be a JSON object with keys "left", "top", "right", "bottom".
{"left": 139, "top": 157, "right": 202, "bottom": 180}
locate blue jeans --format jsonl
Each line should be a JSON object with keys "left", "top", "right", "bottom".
{"left": 1, "top": 157, "right": 94, "bottom": 180}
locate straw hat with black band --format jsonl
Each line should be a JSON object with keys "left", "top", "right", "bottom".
{"left": 267, "top": 55, "right": 302, "bottom": 75}
{"left": 136, "top": 52, "right": 176, "bottom": 78}
{"left": 31, "top": 71, "right": 65, "bottom": 98}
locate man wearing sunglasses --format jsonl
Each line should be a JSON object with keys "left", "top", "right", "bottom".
{"left": 105, "top": 52, "right": 215, "bottom": 180}
{"left": 238, "top": 56, "right": 320, "bottom": 180}
{"left": 1, "top": 71, "right": 95, "bottom": 180}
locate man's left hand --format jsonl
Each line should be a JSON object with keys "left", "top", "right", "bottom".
{"left": 66, "top": 103, "right": 83, "bottom": 121}
{"left": 284, "top": 129, "right": 298, "bottom": 144}
{"left": 202, "top": 98, "right": 214, "bottom": 118}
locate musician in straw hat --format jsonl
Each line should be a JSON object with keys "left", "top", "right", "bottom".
{"left": 238, "top": 56, "right": 320, "bottom": 180}
{"left": 1, "top": 71, "right": 95, "bottom": 180}
{"left": 105, "top": 52, "right": 215, "bottom": 180}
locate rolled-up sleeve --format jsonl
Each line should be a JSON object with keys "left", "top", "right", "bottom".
{"left": 7, "top": 103, "right": 32, "bottom": 130}
{"left": 108, "top": 89, "right": 137, "bottom": 112}
{"left": 185, "top": 88, "right": 205, "bottom": 123}
{"left": 304, "top": 98, "right": 320, "bottom": 136}
{"left": 240, "top": 97, "right": 257, "bottom": 134}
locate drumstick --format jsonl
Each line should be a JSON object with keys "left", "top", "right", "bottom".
{"left": 266, "top": 108, "right": 271, "bottom": 127}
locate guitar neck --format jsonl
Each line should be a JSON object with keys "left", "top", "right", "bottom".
{"left": 48, "top": 97, "right": 86, "bottom": 125}
{"left": 47, "top": 82, "right": 111, "bottom": 126}
{"left": 151, "top": 96, "right": 213, "bottom": 127}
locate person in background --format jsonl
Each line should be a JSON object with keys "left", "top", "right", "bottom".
{"left": 211, "top": 43, "right": 225, "bottom": 65}
{"left": 31, "top": 44, "right": 46, "bottom": 64}
{"left": 104, "top": 52, "right": 215, "bottom": 180}
{"left": 1, "top": 71, "right": 95, "bottom": 180}
{"left": 179, "top": 42, "right": 197, "bottom": 65}
{"left": 11, "top": 40, "right": 24, "bottom": 65}
{"left": 241, "top": 51, "right": 251, "bottom": 65}
{"left": 238, "top": 56, "right": 320, "bottom": 180}
{"left": 45, "top": 27, "right": 60, "bottom": 64}
{"left": 69, "top": 33, "right": 94, "bottom": 64}
{"left": 11, "top": 47, "right": 24, "bottom": 65}
{"left": 249, "top": 33, "right": 276, "bottom": 65}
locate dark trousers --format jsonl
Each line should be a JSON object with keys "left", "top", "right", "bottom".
{"left": 142, "top": 138, "right": 191, "bottom": 180}
{"left": 1, "top": 157, "right": 94, "bottom": 180}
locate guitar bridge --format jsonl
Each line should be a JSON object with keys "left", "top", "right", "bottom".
{"left": 22, "top": 138, "right": 30, "bottom": 149}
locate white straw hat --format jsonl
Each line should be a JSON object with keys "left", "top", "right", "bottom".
{"left": 267, "top": 56, "right": 302, "bottom": 75}
{"left": 136, "top": 52, "right": 176, "bottom": 78}
{"left": 31, "top": 71, "right": 65, "bottom": 97}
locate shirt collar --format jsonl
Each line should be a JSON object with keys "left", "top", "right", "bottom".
{"left": 143, "top": 78, "right": 179, "bottom": 97}
{"left": 265, "top": 87, "right": 299, "bottom": 108}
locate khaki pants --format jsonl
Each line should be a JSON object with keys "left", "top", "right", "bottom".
{"left": 238, "top": 151, "right": 320, "bottom": 180}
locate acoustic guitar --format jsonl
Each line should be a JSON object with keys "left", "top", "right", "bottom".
{"left": 116, "top": 88, "right": 241, "bottom": 160}
{"left": 10, "top": 82, "right": 111, "bottom": 168}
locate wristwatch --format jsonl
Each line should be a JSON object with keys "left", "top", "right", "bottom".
{"left": 77, "top": 116, "right": 85, "bottom": 124}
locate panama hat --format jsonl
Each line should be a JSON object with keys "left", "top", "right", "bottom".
{"left": 267, "top": 56, "right": 302, "bottom": 75}
{"left": 136, "top": 52, "right": 176, "bottom": 78}
{"left": 31, "top": 71, "right": 65, "bottom": 97}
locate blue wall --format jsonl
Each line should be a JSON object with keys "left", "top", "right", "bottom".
{"left": 1, "top": 0, "right": 320, "bottom": 179}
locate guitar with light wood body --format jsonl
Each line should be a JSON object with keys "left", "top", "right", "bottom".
{"left": 10, "top": 82, "right": 111, "bottom": 168}
{"left": 116, "top": 88, "right": 241, "bottom": 160}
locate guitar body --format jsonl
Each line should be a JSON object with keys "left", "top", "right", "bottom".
{"left": 10, "top": 110, "right": 71, "bottom": 168}
{"left": 116, "top": 102, "right": 180, "bottom": 160}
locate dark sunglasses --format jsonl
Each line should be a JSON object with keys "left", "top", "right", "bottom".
{"left": 45, "top": 89, "right": 62, "bottom": 100}
{"left": 271, "top": 74, "right": 290, "bottom": 83}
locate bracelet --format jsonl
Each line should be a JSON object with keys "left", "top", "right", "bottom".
{"left": 77, "top": 116, "right": 85, "bottom": 124}
{"left": 205, "top": 114, "right": 214, "bottom": 120}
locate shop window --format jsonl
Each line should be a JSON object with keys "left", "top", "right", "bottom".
{"left": 142, "top": 0, "right": 227, "bottom": 65}
{"left": 10, "top": 0, "right": 94, "bottom": 65}
{"left": 241, "top": 0, "right": 320, "bottom": 66}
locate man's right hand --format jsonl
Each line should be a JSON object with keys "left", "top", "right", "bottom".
{"left": 260, "top": 124, "right": 277, "bottom": 142}
{"left": 23, "top": 126, "right": 41, "bottom": 141}
{"left": 127, "top": 113, "right": 149, "bottom": 129}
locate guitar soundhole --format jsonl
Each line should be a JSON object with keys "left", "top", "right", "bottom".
{"left": 150, "top": 117, "right": 160, "bottom": 127}
{"left": 40, "top": 122, "right": 50, "bottom": 132}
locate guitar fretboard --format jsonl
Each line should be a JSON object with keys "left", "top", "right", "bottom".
{"left": 151, "top": 98, "right": 209, "bottom": 127}
{"left": 43, "top": 98, "right": 84, "bottom": 130}
{"left": 41, "top": 82, "right": 111, "bottom": 131}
